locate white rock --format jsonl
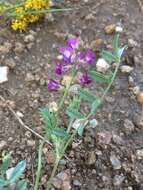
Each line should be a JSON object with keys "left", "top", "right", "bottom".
{"left": 96, "top": 58, "right": 110, "bottom": 73}
{"left": 16, "top": 111, "right": 24, "bottom": 118}
{"left": 115, "top": 26, "right": 123, "bottom": 33}
{"left": 120, "top": 65, "right": 133, "bottom": 73}
{"left": 0, "top": 66, "right": 8, "bottom": 83}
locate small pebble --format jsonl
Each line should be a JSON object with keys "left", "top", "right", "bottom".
{"left": 105, "top": 24, "right": 116, "bottom": 34}
{"left": 0, "top": 66, "right": 8, "bottom": 83}
{"left": 113, "top": 174, "right": 125, "bottom": 186}
{"left": 120, "top": 65, "right": 133, "bottom": 73}
{"left": 0, "top": 140, "right": 7, "bottom": 150}
{"left": 110, "top": 155, "right": 121, "bottom": 170}
{"left": 96, "top": 58, "right": 110, "bottom": 73}
{"left": 137, "top": 92, "right": 143, "bottom": 105}
{"left": 124, "top": 119, "right": 135, "bottom": 135}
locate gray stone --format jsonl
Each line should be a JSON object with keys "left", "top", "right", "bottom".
{"left": 110, "top": 155, "right": 121, "bottom": 170}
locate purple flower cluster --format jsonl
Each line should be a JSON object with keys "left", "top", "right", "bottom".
{"left": 48, "top": 37, "right": 96, "bottom": 91}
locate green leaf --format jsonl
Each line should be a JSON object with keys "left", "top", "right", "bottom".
{"left": 40, "top": 107, "right": 57, "bottom": 129}
{"left": 91, "top": 98, "right": 102, "bottom": 114}
{"left": 69, "top": 96, "right": 81, "bottom": 110}
{"left": 0, "top": 178, "right": 8, "bottom": 187}
{"left": 52, "top": 128, "right": 69, "bottom": 138}
{"left": 66, "top": 107, "right": 84, "bottom": 119}
{"left": 79, "top": 88, "right": 96, "bottom": 103}
{"left": 101, "top": 50, "right": 117, "bottom": 63}
{"left": 113, "top": 34, "right": 120, "bottom": 53}
{"left": 15, "top": 180, "right": 28, "bottom": 190}
{"left": 77, "top": 125, "right": 85, "bottom": 137}
{"left": 89, "top": 70, "right": 112, "bottom": 84}
{"left": 9, "top": 160, "right": 26, "bottom": 183}
{"left": 1, "top": 154, "right": 12, "bottom": 175}
{"left": 117, "top": 45, "right": 127, "bottom": 59}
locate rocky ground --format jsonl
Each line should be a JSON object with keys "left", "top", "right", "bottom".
{"left": 0, "top": 0, "right": 143, "bottom": 189}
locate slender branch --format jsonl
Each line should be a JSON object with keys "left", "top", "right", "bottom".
{"left": 0, "top": 95, "right": 52, "bottom": 146}
{"left": 34, "top": 141, "right": 44, "bottom": 190}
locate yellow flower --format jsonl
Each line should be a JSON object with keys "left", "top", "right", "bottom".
{"left": 27, "top": 14, "right": 40, "bottom": 23}
{"left": 25, "top": 0, "right": 50, "bottom": 10}
{"left": 11, "top": 18, "right": 28, "bottom": 31}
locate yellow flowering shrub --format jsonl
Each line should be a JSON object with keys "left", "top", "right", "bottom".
{"left": 9, "top": 0, "right": 52, "bottom": 31}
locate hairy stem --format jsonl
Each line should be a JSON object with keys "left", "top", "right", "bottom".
{"left": 46, "top": 159, "right": 60, "bottom": 190}
{"left": 34, "top": 141, "right": 44, "bottom": 190}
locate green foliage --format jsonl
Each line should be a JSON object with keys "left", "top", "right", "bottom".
{"left": 89, "top": 70, "right": 112, "bottom": 84}
{"left": 102, "top": 34, "right": 127, "bottom": 63}
{"left": 0, "top": 154, "right": 28, "bottom": 190}
{"left": 79, "top": 88, "right": 96, "bottom": 103}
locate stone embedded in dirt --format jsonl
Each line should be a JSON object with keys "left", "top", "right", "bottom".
{"left": 25, "top": 73, "right": 35, "bottom": 82}
{"left": 73, "top": 179, "right": 81, "bottom": 187}
{"left": 120, "top": 65, "right": 133, "bottom": 73}
{"left": 115, "top": 26, "right": 123, "bottom": 33}
{"left": 24, "top": 34, "right": 35, "bottom": 43}
{"left": 128, "top": 38, "right": 138, "bottom": 48}
{"left": 97, "top": 131, "right": 112, "bottom": 145}
{"left": 4, "top": 58, "right": 16, "bottom": 69}
{"left": 0, "top": 66, "right": 8, "bottom": 83}
{"left": 132, "top": 86, "right": 140, "bottom": 95}
{"left": 136, "top": 149, "right": 143, "bottom": 159}
{"left": 61, "top": 180, "right": 71, "bottom": 190}
{"left": 124, "top": 119, "right": 135, "bottom": 135}
{"left": 0, "top": 140, "right": 7, "bottom": 150}
{"left": 96, "top": 58, "right": 110, "bottom": 73}
{"left": 52, "top": 177, "right": 62, "bottom": 189}
{"left": 0, "top": 42, "right": 12, "bottom": 54}
{"left": 105, "top": 24, "right": 116, "bottom": 34}
{"left": 113, "top": 174, "right": 125, "bottom": 186}
{"left": 85, "top": 13, "right": 96, "bottom": 21}
{"left": 90, "top": 39, "right": 104, "bottom": 49}
{"left": 43, "top": 145, "right": 55, "bottom": 164}
{"left": 52, "top": 170, "right": 71, "bottom": 190}
{"left": 128, "top": 76, "right": 135, "bottom": 87}
{"left": 112, "top": 133, "right": 124, "bottom": 145}
{"left": 133, "top": 114, "right": 143, "bottom": 129}
{"left": 14, "top": 42, "right": 25, "bottom": 54}
{"left": 110, "top": 155, "right": 121, "bottom": 170}
{"left": 27, "top": 140, "right": 36, "bottom": 147}
{"left": 87, "top": 151, "right": 96, "bottom": 165}
{"left": 137, "top": 92, "right": 143, "bottom": 105}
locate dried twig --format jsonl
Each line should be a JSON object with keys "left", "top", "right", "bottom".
{"left": 0, "top": 95, "right": 52, "bottom": 146}
{"left": 137, "top": 0, "right": 143, "bottom": 12}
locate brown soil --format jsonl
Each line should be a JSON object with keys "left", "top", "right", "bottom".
{"left": 0, "top": 0, "right": 143, "bottom": 189}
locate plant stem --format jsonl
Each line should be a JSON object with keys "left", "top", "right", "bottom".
{"left": 86, "top": 61, "right": 120, "bottom": 119}
{"left": 57, "top": 68, "right": 77, "bottom": 113}
{"left": 46, "top": 131, "right": 77, "bottom": 190}
{"left": 34, "top": 141, "right": 44, "bottom": 190}
{"left": 46, "top": 159, "right": 60, "bottom": 190}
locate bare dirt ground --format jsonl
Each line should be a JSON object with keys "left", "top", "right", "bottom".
{"left": 0, "top": 0, "right": 143, "bottom": 189}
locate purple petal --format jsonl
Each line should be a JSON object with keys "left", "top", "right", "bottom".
{"left": 55, "top": 61, "right": 68, "bottom": 76}
{"left": 78, "top": 49, "right": 96, "bottom": 65}
{"left": 80, "top": 73, "right": 92, "bottom": 86}
{"left": 48, "top": 79, "right": 60, "bottom": 91}
{"left": 67, "top": 37, "right": 79, "bottom": 49}
{"left": 84, "top": 49, "right": 96, "bottom": 64}
{"left": 59, "top": 47, "right": 74, "bottom": 63}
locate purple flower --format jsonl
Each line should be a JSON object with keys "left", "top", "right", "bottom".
{"left": 59, "top": 47, "right": 74, "bottom": 63}
{"left": 78, "top": 49, "right": 96, "bottom": 65}
{"left": 80, "top": 73, "right": 92, "bottom": 86}
{"left": 48, "top": 79, "right": 60, "bottom": 91}
{"left": 55, "top": 61, "right": 68, "bottom": 75}
{"left": 67, "top": 37, "right": 79, "bottom": 49}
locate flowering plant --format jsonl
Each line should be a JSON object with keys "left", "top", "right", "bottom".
{"left": 39, "top": 34, "right": 127, "bottom": 189}
{"left": 0, "top": 0, "right": 71, "bottom": 31}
